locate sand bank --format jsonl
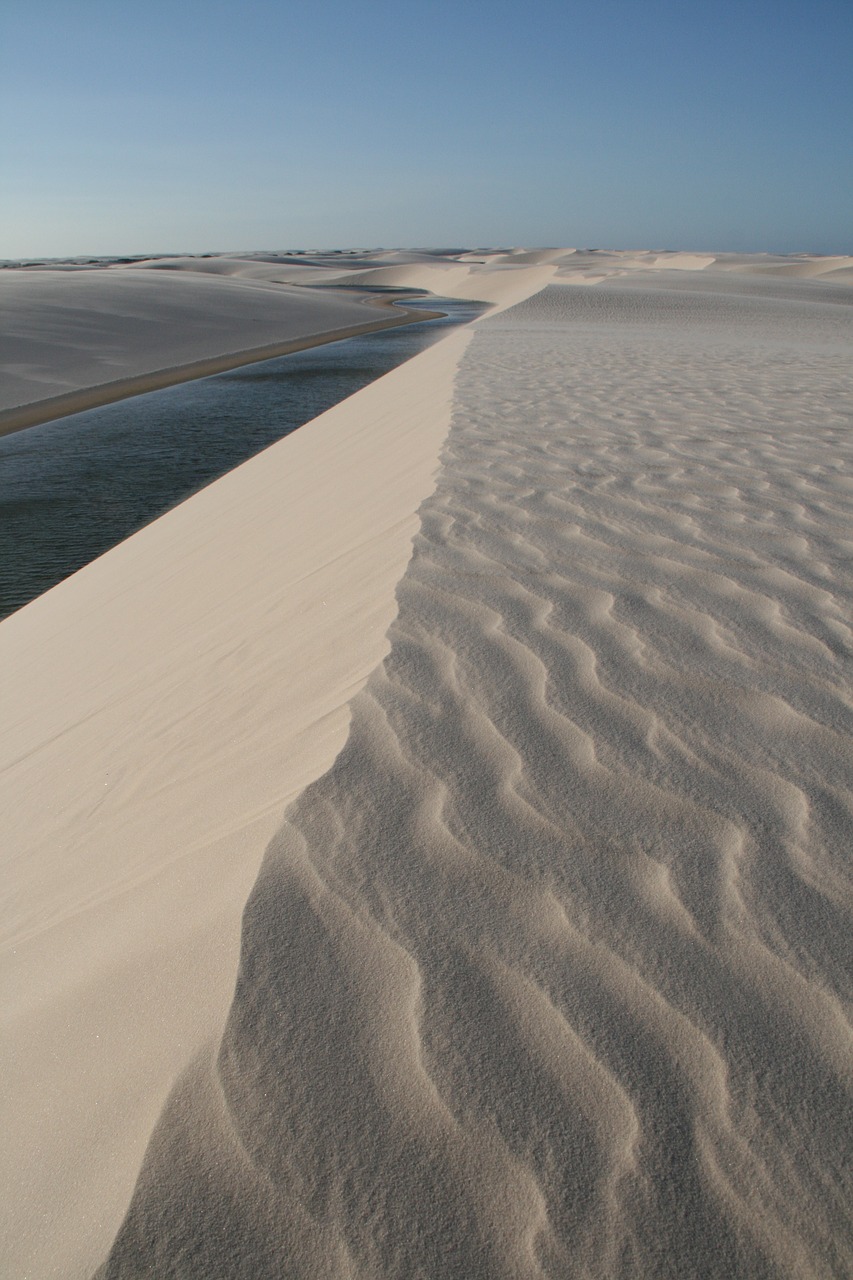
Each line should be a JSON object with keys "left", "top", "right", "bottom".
{"left": 0, "top": 267, "right": 441, "bottom": 436}
{"left": 0, "top": 322, "right": 479, "bottom": 1278}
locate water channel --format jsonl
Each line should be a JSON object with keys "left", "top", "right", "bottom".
{"left": 0, "top": 296, "right": 483, "bottom": 620}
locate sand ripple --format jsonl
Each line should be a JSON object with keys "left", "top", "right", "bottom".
{"left": 98, "top": 283, "right": 853, "bottom": 1277}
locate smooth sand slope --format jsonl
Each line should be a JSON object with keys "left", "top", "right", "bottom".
{"left": 0, "top": 267, "right": 429, "bottom": 434}
{"left": 0, "top": 327, "right": 476, "bottom": 1278}
{"left": 2, "top": 253, "right": 852, "bottom": 1277}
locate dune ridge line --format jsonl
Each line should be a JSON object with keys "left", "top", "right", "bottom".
{"left": 0, "top": 314, "right": 493, "bottom": 1278}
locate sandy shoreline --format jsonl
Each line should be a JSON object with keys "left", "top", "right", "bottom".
{"left": 0, "top": 279, "right": 442, "bottom": 436}
{"left": 2, "top": 250, "right": 852, "bottom": 1277}
{"left": 0, "top": 303, "right": 441, "bottom": 438}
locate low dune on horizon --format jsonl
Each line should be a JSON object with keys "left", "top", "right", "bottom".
{"left": 2, "top": 249, "right": 852, "bottom": 1277}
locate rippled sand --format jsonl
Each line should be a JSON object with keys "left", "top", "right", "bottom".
{"left": 97, "top": 280, "right": 853, "bottom": 1275}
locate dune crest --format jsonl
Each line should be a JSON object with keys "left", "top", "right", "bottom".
{"left": 98, "top": 279, "right": 853, "bottom": 1275}
{"left": 0, "top": 324, "right": 487, "bottom": 1278}
{"left": 0, "top": 266, "right": 440, "bottom": 435}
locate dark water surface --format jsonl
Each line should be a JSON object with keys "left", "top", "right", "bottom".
{"left": 0, "top": 297, "right": 483, "bottom": 620}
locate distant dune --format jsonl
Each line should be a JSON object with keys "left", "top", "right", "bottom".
{"left": 1, "top": 250, "right": 851, "bottom": 1277}
{"left": 0, "top": 265, "right": 436, "bottom": 434}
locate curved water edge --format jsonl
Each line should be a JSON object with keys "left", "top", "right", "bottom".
{"left": 0, "top": 296, "right": 485, "bottom": 621}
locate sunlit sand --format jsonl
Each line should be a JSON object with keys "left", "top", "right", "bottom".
{"left": 2, "top": 249, "right": 851, "bottom": 1277}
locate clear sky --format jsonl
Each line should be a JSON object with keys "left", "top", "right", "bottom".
{"left": 2, "top": 0, "right": 851, "bottom": 257}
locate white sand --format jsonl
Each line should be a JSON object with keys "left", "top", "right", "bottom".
{"left": 0, "top": 252, "right": 559, "bottom": 434}
{"left": 0, "top": 326, "right": 477, "bottom": 1277}
{"left": 0, "top": 266, "right": 428, "bottom": 433}
{"left": 2, "top": 252, "right": 852, "bottom": 1277}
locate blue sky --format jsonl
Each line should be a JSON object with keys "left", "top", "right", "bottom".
{"left": 2, "top": 0, "right": 851, "bottom": 256}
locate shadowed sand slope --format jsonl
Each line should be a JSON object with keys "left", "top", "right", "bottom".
{"left": 99, "top": 281, "right": 853, "bottom": 1276}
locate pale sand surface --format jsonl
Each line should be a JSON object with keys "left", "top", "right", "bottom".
{"left": 6, "top": 248, "right": 844, "bottom": 432}
{"left": 128, "top": 250, "right": 561, "bottom": 312}
{"left": 0, "top": 327, "right": 473, "bottom": 1278}
{"left": 0, "top": 252, "right": 552, "bottom": 435}
{"left": 0, "top": 266, "right": 432, "bottom": 434}
{"left": 2, "top": 253, "right": 852, "bottom": 1276}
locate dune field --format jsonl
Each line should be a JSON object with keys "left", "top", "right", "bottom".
{"left": 0, "top": 264, "right": 439, "bottom": 435}
{"left": 2, "top": 250, "right": 852, "bottom": 1277}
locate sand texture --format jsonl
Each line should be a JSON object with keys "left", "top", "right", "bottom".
{"left": 0, "top": 327, "right": 473, "bottom": 1278}
{"left": 2, "top": 254, "right": 852, "bottom": 1277}
{"left": 0, "top": 249, "right": 562, "bottom": 436}
{"left": 6, "top": 246, "right": 849, "bottom": 433}
{"left": 96, "top": 277, "right": 853, "bottom": 1275}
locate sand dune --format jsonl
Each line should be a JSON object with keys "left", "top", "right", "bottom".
{"left": 710, "top": 255, "right": 853, "bottom": 281}
{"left": 553, "top": 249, "right": 853, "bottom": 287}
{"left": 0, "top": 327, "right": 474, "bottom": 1278}
{"left": 317, "top": 262, "right": 474, "bottom": 292}
{"left": 2, "top": 254, "right": 852, "bottom": 1276}
{"left": 123, "top": 253, "right": 557, "bottom": 303}
{"left": 94, "top": 276, "right": 853, "bottom": 1275}
{"left": 489, "top": 248, "right": 572, "bottom": 266}
{"left": 0, "top": 266, "right": 428, "bottom": 433}
{"left": 126, "top": 254, "right": 333, "bottom": 283}
{"left": 593, "top": 270, "right": 853, "bottom": 312}
{"left": 6, "top": 248, "right": 843, "bottom": 433}
{"left": 265, "top": 259, "right": 562, "bottom": 313}
{"left": 0, "top": 252, "right": 559, "bottom": 434}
